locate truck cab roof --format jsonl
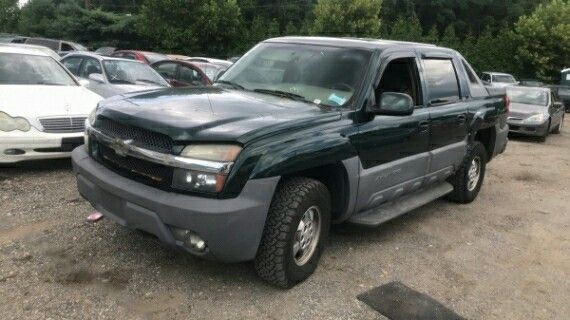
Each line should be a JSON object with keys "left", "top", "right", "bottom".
{"left": 264, "top": 36, "right": 444, "bottom": 51}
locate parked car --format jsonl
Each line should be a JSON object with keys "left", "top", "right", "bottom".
{"left": 24, "top": 37, "right": 87, "bottom": 56}
{"left": 507, "top": 86, "right": 565, "bottom": 141}
{"left": 519, "top": 79, "right": 545, "bottom": 87}
{"left": 72, "top": 37, "right": 508, "bottom": 288}
{"left": 0, "top": 43, "right": 61, "bottom": 61}
{"left": 111, "top": 50, "right": 169, "bottom": 64}
{"left": 151, "top": 59, "right": 211, "bottom": 87}
{"left": 481, "top": 72, "right": 518, "bottom": 87}
{"left": 61, "top": 52, "right": 170, "bottom": 98}
{"left": 167, "top": 54, "right": 192, "bottom": 61}
{"left": 94, "top": 47, "right": 117, "bottom": 56}
{"left": 187, "top": 57, "right": 233, "bottom": 68}
{"left": 558, "top": 68, "right": 570, "bottom": 112}
{"left": 191, "top": 62, "right": 229, "bottom": 82}
{"left": 0, "top": 46, "right": 102, "bottom": 164}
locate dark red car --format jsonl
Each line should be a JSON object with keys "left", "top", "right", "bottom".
{"left": 151, "top": 60, "right": 212, "bottom": 87}
{"left": 111, "top": 50, "right": 169, "bottom": 65}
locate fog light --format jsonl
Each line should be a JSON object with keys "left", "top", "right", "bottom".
{"left": 171, "top": 228, "right": 207, "bottom": 253}
{"left": 4, "top": 149, "right": 25, "bottom": 155}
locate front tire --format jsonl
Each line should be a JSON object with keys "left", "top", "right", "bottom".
{"left": 446, "top": 141, "right": 487, "bottom": 204}
{"left": 552, "top": 116, "right": 564, "bottom": 134}
{"left": 254, "top": 177, "right": 331, "bottom": 288}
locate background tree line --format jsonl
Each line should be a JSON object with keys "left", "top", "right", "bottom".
{"left": 1, "top": 0, "right": 568, "bottom": 82}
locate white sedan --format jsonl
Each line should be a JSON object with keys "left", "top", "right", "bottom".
{"left": 0, "top": 46, "right": 102, "bottom": 164}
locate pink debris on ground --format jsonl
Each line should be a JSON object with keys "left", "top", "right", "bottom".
{"left": 87, "top": 211, "right": 104, "bottom": 222}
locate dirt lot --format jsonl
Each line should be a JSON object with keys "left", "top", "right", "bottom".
{"left": 1, "top": 119, "right": 569, "bottom": 320}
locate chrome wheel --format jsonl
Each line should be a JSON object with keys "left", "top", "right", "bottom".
{"left": 467, "top": 157, "right": 481, "bottom": 191}
{"left": 293, "top": 206, "right": 321, "bottom": 266}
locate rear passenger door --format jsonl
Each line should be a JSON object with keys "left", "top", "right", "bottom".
{"left": 420, "top": 53, "right": 469, "bottom": 176}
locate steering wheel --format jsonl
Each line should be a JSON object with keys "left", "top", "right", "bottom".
{"left": 331, "top": 83, "right": 354, "bottom": 92}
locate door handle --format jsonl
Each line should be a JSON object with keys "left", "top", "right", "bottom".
{"left": 418, "top": 120, "right": 429, "bottom": 133}
{"left": 457, "top": 115, "right": 467, "bottom": 124}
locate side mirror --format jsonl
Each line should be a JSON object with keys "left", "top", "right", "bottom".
{"left": 88, "top": 73, "right": 105, "bottom": 83}
{"left": 78, "top": 79, "right": 90, "bottom": 87}
{"left": 554, "top": 101, "right": 563, "bottom": 108}
{"left": 369, "top": 92, "right": 415, "bottom": 116}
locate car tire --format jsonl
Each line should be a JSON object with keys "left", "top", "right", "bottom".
{"left": 552, "top": 116, "right": 563, "bottom": 134}
{"left": 538, "top": 120, "right": 551, "bottom": 142}
{"left": 446, "top": 141, "right": 487, "bottom": 204}
{"left": 254, "top": 177, "right": 331, "bottom": 288}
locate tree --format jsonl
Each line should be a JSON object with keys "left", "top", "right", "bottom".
{"left": 439, "top": 25, "right": 460, "bottom": 49}
{"left": 309, "top": 0, "right": 382, "bottom": 37}
{"left": 0, "top": 0, "right": 19, "bottom": 33}
{"left": 512, "top": 0, "right": 570, "bottom": 81}
{"left": 388, "top": 10, "right": 422, "bottom": 42}
{"left": 137, "top": 0, "right": 245, "bottom": 57}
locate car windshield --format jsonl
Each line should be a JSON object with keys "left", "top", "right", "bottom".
{"left": 217, "top": 43, "right": 372, "bottom": 108}
{"left": 103, "top": 60, "right": 169, "bottom": 86}
{"left": 0, "top": 52, "right": 76, "bottom": 85}
{"left": 144, "top": 52, "right": 169, "bottom": 64}
{"left": 507, "top": 88, "right": 548, "bottom": 106}
{"left": 493, "top": 75, "right": 516, "bottom": 83}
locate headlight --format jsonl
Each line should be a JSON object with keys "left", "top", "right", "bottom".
{"left": 524, "top": 113, "right": 547, "bottom": 123}
{"left": 0, "top": 112, "right": 31, "bottom": 132}
{"left": 172, "top": 144, "right": 242, "bottom": 193}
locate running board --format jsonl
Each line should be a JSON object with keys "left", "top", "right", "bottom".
{"left": 348, "top": 182, "right": 454, "bottom": 227}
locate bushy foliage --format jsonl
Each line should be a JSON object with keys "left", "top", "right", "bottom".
{"left": 309, "top": 0, "right": 382, "bottom": 37}
{"left": 0, "top": 0, "right": 19, "bottom": 32}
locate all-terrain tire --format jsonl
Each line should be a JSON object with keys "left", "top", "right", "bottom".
{"left": 446, "top": 141, "right": 488, "bottom": 204}
{"left": 254, "top": 177, "right": 331, "bottom": 288}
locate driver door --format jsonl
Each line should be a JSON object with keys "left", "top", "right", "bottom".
{"left": 351, "top": 51, "right": 430, "bottom": 213}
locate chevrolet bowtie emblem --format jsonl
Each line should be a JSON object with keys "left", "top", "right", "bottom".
{"left": 109, "top": 138, "right": 133, "bottom": 157}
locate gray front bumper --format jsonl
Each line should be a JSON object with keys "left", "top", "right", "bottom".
{"left": 507, "top": 120, "right": 549, "bottom": 137}
{"left": 72, "top": 146, "right": 280, "bottom": 263}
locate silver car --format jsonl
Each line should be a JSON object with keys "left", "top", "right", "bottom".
{"left": 61, "top": 52, "right": 170, "bottom": 98}
{"left": 507, "top": 87, "right": 565, "bottom": 141}
{"left": 481, "top": 72, "right": 519, "bottom": 88}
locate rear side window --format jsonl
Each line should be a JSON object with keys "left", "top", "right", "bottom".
{"left": 62, "top": 57, "right": 83, "bottom": 76}
{"left": 461, "top": 59, "right": 487, "bottom": 98}
{"left": 423, "top": 59, "right": 460, "bottom": 105}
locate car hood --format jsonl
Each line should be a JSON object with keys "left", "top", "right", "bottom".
{"left": 508, "top": 102, "right": 548, "bottom": 119}
{"left": 0, "top": 85, "right": 103, "bottom": 120}
{"left": 97, "top": 87, "right": 342, "bottom": 143}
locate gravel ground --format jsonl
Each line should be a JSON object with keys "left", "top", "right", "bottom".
{"left": 1, "top": 118, "right": 569, "bottom": 320}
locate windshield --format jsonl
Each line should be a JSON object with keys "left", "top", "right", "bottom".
{"left": 507, "top": 88, "right": 548, "bottom": 106}
{"left": 103, "top": 60, "right": 169, "bottom": 86}
{"left": 493, "top": 75, "right": 516, "bottom": 83}
{"left": 0, "top": 52, "right": 76, "bottom": 85}
{"left": 218, "top": 43, "right": 372, "bottom": 108}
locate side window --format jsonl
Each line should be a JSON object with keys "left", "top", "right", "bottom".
{"left": 179, "top": 66, "right": 203, "bottom": 85}
{"left": 461, "top": 59, "right": 487, "bottom": 98}
{"left": 124, "top": 53, "right": 137, "bottom": 60}
{"left": 78, "top": 58, "right": 102, "bottom": 78}
{"left": 62, "top": 57, "right": 83, "bottom": 76}
{"left": 61, "top": 42, "right": 74, "bottom": 52}
{"left": 376, "top": 57, "right": 422, "bottom": 106}
{"left": 423, "top": 59, "right": 460, "bottom": 105}
{"left": 155, "top": 63, "right": 177, "bottom": 79}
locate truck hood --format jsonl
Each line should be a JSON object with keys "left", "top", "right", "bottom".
{"left": 508, "top": 102, "right": 548, "bottom": 119}
{"left": 97, "top": 87, "right": 342, "bottom": 143}
{"left": 0, "top": 85, "right": 102, "bottom": 119}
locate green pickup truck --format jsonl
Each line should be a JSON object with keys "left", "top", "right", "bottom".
{"left": 72, "top": 37, "right": 509, "bottom": 288}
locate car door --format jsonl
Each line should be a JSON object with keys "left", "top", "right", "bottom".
{"left": 420, "top": 53, "right": 469, "bottom": 178}
{"left": 550, "top": 91, "right": 564, "bottom": 128}
{"left": 351, "top": 51, "right": 430, "bottom": 213}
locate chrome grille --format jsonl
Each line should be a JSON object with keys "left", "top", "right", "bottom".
{"left": 95, "top": 117, "right": 173, "bottom": 154}
{"left": 40, "top": 117, "right": 87, "bottom": 133}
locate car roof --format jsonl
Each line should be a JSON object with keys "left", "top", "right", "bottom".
{"left": 0, "top": 43, "right": 60, "bottom": 60}
{"left": 0, "top": 45, "right": 50, "bottom": 56}
{"left": 264, "top": 36, "right": 440, "bottom": 51}
{"left": 562, "top": 68, "right": 570, "bottom": 73}
{"left": 484, "top": 72, "right": 514, "bottom": 76}
{"left": 63, "top": 52, "right": 142, "bottom": 63}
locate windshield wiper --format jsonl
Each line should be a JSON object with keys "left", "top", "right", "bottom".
{"left": 215, "top": 80, "right": 245, "bottom": 90}
{"left": 252, "top": 89, "right": 313, "bottom": 103}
